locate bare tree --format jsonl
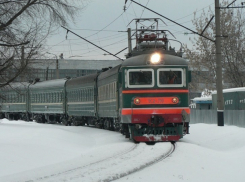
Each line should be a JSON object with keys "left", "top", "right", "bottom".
{"left": 185, "top": 1, "right": 245, "bottom": 91}
{"left": 0, "top": 0, "right": 88, "bottom": 87}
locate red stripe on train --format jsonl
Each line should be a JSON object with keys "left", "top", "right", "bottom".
{"left": 121, "top": 108, "right": 190, "bottom": 115}
{"left": 122, "top": 89, "right": 189, "bottom": 94}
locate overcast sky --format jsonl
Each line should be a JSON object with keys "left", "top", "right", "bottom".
{"left": 44, "top": 0, "right": 243, "bottom": 60}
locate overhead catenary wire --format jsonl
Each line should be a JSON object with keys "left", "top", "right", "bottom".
{"left": 129, "top": 0, "right": 215, "bottom": 42}
{"left": 61, "top": 26, "right": 124, "bottom": 61}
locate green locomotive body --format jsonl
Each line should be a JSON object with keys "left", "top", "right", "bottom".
{"left": 119, "top": 53, "right": 190, "bottom": 142}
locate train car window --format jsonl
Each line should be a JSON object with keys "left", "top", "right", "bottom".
{"left": 84, "top": 89, "right": 86, "bottom": 101}
{"left": 44, "top": 93, "right": 47, "bottom": 103}
{"left": 47, "top": 93, "right": 50, "bottom": 103}
{"left": 55, "top": 92, "right": 57, "bottom": 102}
{"left": 104, "top": 86, "right": 106, "bottom": 100}
{"left": 52, "top": 93, "right": 54, "bottom": 103}
{"left": 37, "top": 94, "right": 39, "bottom": 103}
{"left": 127, "top": 69, "right": 154, "bottom": 88}
{"left": 57, "top": 92, "right": 59, "bottom": 102}
{"left": 53, "top": 93, "right": 55, "bottom": 102}
{"left": 49, "top": 93, "right": 52, "bottom": 103}
{"left": 101, "top": 86, "right": 103, "bottom": 100}
{"left": 15, "top": 94, "right": 18, "bottom": 103}
{"left": 58, "top": 92, "right": 60, "bottom": 102}
{"left": 42, "top": 93, "right": 44, "bottom": 103}
{"left": 50, "top": 93, "right": 52, "bottom": 103}
{"left": 89, "top": 88, "right": 92, "bottom": 101}
{"left": 157, "top": 68, "right": 185, "bottom": 87}
{"left": 112, "top": 83, "right": 114, "bottom": 98}
{"left": 90, "top": 88, "right": 92, "bottom": 101}
{"left": 108, "top": 84, "right": 110, "bottom": 99}
{"left": 109, "top": 84, "right": 111, "bottom": 99}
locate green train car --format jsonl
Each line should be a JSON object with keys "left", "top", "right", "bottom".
{"left": 212, "top": 88, "right": 245, "bottom": 110}
{"left": 97, "top": 65, "right": 121, "bottom": 130}
{"left": 29, "top": 79, "right": 68, "bottom": 123}
{"left": 0, "top": 82, "right": 30, "bottom": 120}
{"left": 66, "top": 73, "right": 98, "bottom": 126}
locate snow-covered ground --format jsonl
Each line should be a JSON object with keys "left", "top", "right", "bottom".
{"left": 0, "top": 119, "right": 245, "bottom": 182}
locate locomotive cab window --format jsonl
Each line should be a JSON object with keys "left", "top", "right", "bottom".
{"left": 157, "top": 68, "right": 186, "bottom": 87}
{"left": 127, "top": 69, "right": 154, "bottom": 88}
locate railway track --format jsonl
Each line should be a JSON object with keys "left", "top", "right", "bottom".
{"left": 26, "top": 142, "right": 175, "bottom": 182}
{"left": 106, "top": 142, "right": 176, "bottom": 182}
{"left": 0, "top": 141, "right": 175, "bottom": 182}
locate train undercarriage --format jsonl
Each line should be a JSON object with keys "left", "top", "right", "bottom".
{"left": 121, "top": 113, "right": 190, "bottom": 143}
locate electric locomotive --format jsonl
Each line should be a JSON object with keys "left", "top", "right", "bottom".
{"left": 118, "top": 18, "right": 191, "bottom": 142}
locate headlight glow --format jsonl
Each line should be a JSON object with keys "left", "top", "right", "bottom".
{"left": 172, "top": 97, "right": 179, "bottom": 104}
{"left": 134, "top": 98, "right": 141, "bottom": 105}
{"left": 150, "top": 53, "right": 161, "bottom": 64}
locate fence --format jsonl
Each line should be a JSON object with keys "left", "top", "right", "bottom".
{"left": 190, "top": 110, "right": 245, "bottom": 128}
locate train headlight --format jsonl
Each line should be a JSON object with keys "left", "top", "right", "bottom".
{"left": 134, "top": 98, "right": 141, "bottom": 105}
{"left": 172, "top": 97, "right": 179, "bottom": 104}
{"left": 150, "top": 53, "right": 161, "bottom": 64}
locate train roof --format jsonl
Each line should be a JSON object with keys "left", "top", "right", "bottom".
{"left": 122, "top": 53, "right": 188, "bottom": 67}
{"left": 0, "top": 82, "right": 30, "bottom": 91}
{"left": 98, "top": 65, "right": 121, "bottom": 80}
{"left": 66, "top": 73, "right": 98, "bottom": 87}
{"left": 29, "top": 78, "right": 68, "bottom": 90}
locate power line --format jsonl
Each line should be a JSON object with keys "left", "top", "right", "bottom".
{"left": 61, "top": 26, "right": 124, "bottom": 61}
{"left": 140, "top": 0, "right": 150, "bottom": 18}
{"left": 85, "top": 12, "right": 125, "bottom": 39}
{"left": 129, "top": 0, "right": 215, "bottom": 42}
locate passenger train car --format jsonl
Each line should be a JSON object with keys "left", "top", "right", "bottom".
{"left": 0, "top": 18, "right": 191, "bottom": 142}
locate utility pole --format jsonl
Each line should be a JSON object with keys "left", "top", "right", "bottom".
{"left": 46, "top": 52, "right": 59, "bottom": 79}
{"left": 215, "top": 0, "right": 224, "bottom": 126}
{"left": 127, "top": 28, "right": 132, "bottom": 54}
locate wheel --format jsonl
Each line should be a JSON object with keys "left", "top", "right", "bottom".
{"left": 61, "top": 118, "right": 69, "bottom": 126}
{"left": 145, "top": 142, "right": 156, "bottom": 145}
{"left": 104, "top": 120, "right": 110, "bottom": 130}
{"left": 8, "top": 114, "right": 14, "bottom": 121}
{"left": 73, "top": 120, "right": 80, "bottom": 126}
{"left": 133, "top": 139, "right": 139, "bottom": 144}
{"left": 0, "top": 113, "right": 4, "bottom": 119}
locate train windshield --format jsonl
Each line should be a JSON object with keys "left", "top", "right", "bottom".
{"left": 127, "top": 69, "right": 154, "bottom": 88}
{"left": 157, "top": 68, "right": 185, "bottom": 87}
